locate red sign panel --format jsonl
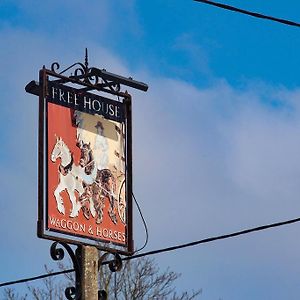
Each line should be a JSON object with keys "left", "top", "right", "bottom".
{"left": 38, "top": 70, "right": 133, "bottom": 255}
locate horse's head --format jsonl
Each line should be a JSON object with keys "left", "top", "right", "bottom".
{"left": 51, "top": 136, "right": 64, "bottom": 162}
{"left": 79, "top": 142, "right": 94, "bottom": 174}
{"left": 79, "top": 142, "right": 91, "bottom": 167}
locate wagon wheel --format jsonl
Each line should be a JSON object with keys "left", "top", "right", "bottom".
{"left": 117, "top": 179, "right": 126, "bottom": 224}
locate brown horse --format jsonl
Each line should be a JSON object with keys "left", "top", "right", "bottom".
{"left": 76, "top": 140, "right": 95, "bottom": 175}
{"left": 78, "top": 142, "right": 117, "bottom": 224}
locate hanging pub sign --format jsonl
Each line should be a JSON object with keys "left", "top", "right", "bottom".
{"left": 29, "top": 64, "right": 140, "bottom": 255}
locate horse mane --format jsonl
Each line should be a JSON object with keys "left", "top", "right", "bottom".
{"left": 58, "top": 138, "right": 71, "bottom": 154}
{"left": 85, "top": 151, "right": 95, "bottom": 175}
{"left": 59, "top": 154, "right": 73, "bottom": 175}
{"left": 81, "top": 143, "right": 95, "bottom": 175}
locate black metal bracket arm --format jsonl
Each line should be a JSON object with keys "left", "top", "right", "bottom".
{"left": 25, "top": 48, "right": 148, "bottom": 97}
{"left": 50, "top": 242, "right": 124, "bottom": 300}
{"left": 89, "top": 67, "right": 148, "bottom": 92}
{"left": 25, "top": 80, "right": 40, "bottom": 96}
{"left": 50, "top": 242, "right": 82, "bottom": 300}
{"left": 98, "top": 252, "right": 123, "bottom": 300}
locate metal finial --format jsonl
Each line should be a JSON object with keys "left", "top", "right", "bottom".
{"left": 85, "top": 48, "right": 89, "bottom": 69}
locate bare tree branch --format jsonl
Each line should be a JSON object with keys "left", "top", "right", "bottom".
{"left": 3, "top": 257, "right": 202, "bottom": 300}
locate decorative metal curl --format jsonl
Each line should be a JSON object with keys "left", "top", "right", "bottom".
{"left": 50, "top": 61, "right": 102, "bottom": 87}
{"left": 51, "top": 62, "right": 60, "bottom": 73}
{"left": 87, "top": 73, "right": 99, "bottom": 85}
{"left": 74, "top": 65, "right": 86, "bottom": 78}
{"left": 51, "top": 61, "right": 87, "bottom": 76}
{"left": 98, "top": 252, "right": 123, "bottom": 272}
{"left": 49, "top": 50, "right": 124, "bottom": 94}
{"left": 112, "top": 82, "right": 121, "bottom": 93}
{"left": 50, "top": 242, "right": 65, "bottom": 260}
{"left": 98, "top": 252, "right": 123, "bottom": 298}
{"left": 98, "top": 289, "right": 108, "bottom": 300}
{"left": 65, "top": 287, "right": 76, "bottom": 299}
{"left": 99, "top": 78, "right": 121, "bottom": 93}
{"left": 50, "top": 242, "right": 81, "bottom": 300}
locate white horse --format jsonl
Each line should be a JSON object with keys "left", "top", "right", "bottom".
{"left": 51, "top": 136, "right": 85, "bottom": 218}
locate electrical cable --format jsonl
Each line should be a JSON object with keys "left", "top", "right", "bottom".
{"left": 122, "top": 215, "right": 300, "bottom": 261}
{"left": 193, "top": 0, "right": 300, "bottom": 28}
{"left": 0, "top": 269, "right": 73, "bottom": 288}
{"left": 2, "top": 215, "right": 300, "bottom": 288}
{"left": 116, "top": 96, "right": 149, "bottom": 253}
{"left": 132, "top": 192, "right": 149, "bottom": 253}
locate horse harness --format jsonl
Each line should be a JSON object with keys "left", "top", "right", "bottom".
{"left": 59, "top": 154, "right": 74, "bottom": 176}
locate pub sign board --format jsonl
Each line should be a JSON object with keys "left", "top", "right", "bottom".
{"left": 38, "top": 68, "right": 133, "bottom": 255}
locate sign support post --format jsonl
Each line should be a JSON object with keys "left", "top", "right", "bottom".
{"left": 81, "top": 246, "right": 99, "bottom": 300}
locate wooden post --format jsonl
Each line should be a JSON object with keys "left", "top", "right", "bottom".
{"left": 81, "top": 246, "right": 99, "bottom": 300}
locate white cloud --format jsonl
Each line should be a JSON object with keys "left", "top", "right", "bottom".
{"left": 1, "top": 25, "right": 300, "bottom": 299}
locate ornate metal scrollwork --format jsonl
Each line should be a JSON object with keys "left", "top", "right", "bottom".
{"left": 51, "top": 62, "right": 61, "bottom": 73}
{"left": 99, "top": 252, "right": 123, "bottom": 272}
{"left": 51, "top": 61, "right": 90, "bottom": 81}
{"left": 49, "top": 49, "right": 122, "bottom": 94}
{"left": 50, "top": 242, "right": 81, "bottom": 300}
{"left": 98, "top": 252, "right": 123, "bottom": 299}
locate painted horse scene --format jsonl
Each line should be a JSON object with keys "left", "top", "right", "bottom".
{"left": 47, "top": 102, "right": 126, "bottom": 243}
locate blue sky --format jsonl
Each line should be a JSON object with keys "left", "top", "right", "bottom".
{"left": 1, "top": 1, "right": 300, "bottom": 299}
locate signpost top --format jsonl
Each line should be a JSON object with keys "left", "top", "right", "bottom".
{"left": 26, "top": 49, "right": 148, "bottom": 98}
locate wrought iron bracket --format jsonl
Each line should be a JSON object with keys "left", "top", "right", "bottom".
{"left": 98, "top": 252, "right": 123, "bottom": 299}
{"left": 50, "top": 242, "right": 82, "bottom": 300}
{"left": 26, "top": 51, "right": 148, "bottom": 99}
{"left": 46, "top": 48, "right": 148, "bottom": 97}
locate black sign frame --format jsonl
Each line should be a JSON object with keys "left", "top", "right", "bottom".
{"left": 38, "top": 68, "right": 134, "bottom": 256}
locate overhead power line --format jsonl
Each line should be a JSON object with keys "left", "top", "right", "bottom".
{"left": 124, "top": 215, "right": 300, "bottom": 260}
{"left": 0, "top": 269, "right": 73, "bottom": 288}
{"left": 193, "top": 0, "right": 300, "bottom": 28}
{"left": 1, "top": 215, "right": 300, "bottom": 288}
